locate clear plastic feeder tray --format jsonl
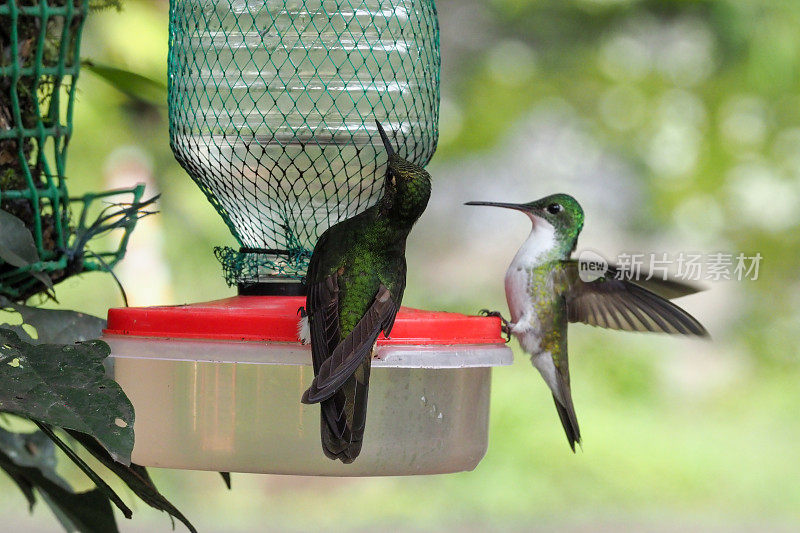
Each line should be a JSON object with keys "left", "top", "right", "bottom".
{"left": 103, "top": 296, "right": 512, "bottom": 476}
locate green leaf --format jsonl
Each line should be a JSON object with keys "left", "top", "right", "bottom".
{"left": 0, "top": 209, "right": 40, "bottom": 268}
{"left": 35, "top": 423, "right": 132, "bottom": 521}
{"left": 0, "top": 428, "right": 40, "bottom": 510}
{"left": 0, "top": 426, "right": 64, "bottom": 486}
{"left": 5, "top": 465, "right": 37, "bottom": 509}
{"left": 38, "top": 487, "right": 119, "bottom": 533}
{"left": 0, "top": 297, "right": 106, "bottom": 344}
{"left": 0, "top": 427, "right": 119, "bottom": 533}
{"left": 68, "top": 431, "right": 198, "bottom": 533}
{"left": 82, "top": 60, "right": 166, "bottom": 106}
{"left": 0, "top": 328, "right": 134, "bottom": 465}
{"left": 0, "top": 210, "right": 53, "bottom": 292}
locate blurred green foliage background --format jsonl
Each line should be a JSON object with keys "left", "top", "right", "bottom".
{"left": 3, "top": 0, "right": 800, "bottom": 531}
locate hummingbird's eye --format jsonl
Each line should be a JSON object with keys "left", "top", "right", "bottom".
{"left": 546, "top": 203, "right": 563, "bottom": 215}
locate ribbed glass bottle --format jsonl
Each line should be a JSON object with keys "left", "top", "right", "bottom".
{"left": 168, "top": 0, "right": 439, "bottom": 281}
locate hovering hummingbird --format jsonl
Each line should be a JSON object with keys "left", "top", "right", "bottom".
{"left": 298, "top": 121, "right": 432, "bottom": 463}
{"left": 465, "top": 193, "right": 708, "bottom": 451}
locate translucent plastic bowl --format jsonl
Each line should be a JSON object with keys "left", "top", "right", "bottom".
{"left": 103, "top": 296, "right": 512, "bottom": 476}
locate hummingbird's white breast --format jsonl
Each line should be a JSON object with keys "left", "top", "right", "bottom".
{"left": 504, "top": 217, "right": 557, "bottom": 354}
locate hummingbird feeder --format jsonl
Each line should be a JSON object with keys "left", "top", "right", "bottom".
{"left": 103, "top": 0, "right": 512, "bottom": 476}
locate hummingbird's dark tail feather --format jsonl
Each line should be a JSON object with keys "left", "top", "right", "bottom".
{"left": 552, "top": 394, "right": 581, "bottom": 452}
{"left": 319, "top": 366, "right": 370, "bottom": 463}
{"left": 550, "top": 368, "right": 581, "bottom": 452}
{"left": 532, "top": 351, "right": 581, "bottom": 452}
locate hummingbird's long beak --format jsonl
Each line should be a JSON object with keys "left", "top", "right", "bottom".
{"left": 464, "top": 201, "right": 530, "bottom": 212}
{"left": 375, "top": 120, "right": 395, "bottom": 157}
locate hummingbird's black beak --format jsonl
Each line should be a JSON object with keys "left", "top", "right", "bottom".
{"left": 375, "top": 120, "right": 395, "bottom": 157}
{"left": 464, "top": 201, "right": 531, "bottom": 212}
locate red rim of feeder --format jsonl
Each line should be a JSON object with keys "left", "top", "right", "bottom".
{"left": 104, "top": 296, "right": 505, "bottom": 346}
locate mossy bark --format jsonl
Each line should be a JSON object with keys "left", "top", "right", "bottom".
{"left": 0, "top": 0, "right": 85, "bottom": 300}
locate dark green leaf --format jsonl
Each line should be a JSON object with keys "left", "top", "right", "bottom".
{"left": 0, "top": 426, "right": 63, "bottom": 485}
{"left": 36, "top": 422, "right": 132, "bottom": 520}
{"left": 38, "top": 488, "right": 119, "bottom": 533}
{"left": 3, "top": 464, "right": 37, "bottom": 510}
{"left": 0, "top": 209, "right": 40, "bottom": 268}
{"left": 0, "top": 427, "right": 119, "bottom": 533}
{"left": 0, "top": 210, "right": 53, "bottom": 291}
{"left": 68, "top": 431, "right": 197, "bottom": 533}
{"left": 220, "top": 471, "right": 231, "bottom": 490}
{"left": 82, "top": 60, "right": 166, "bottom": 106}
{"left": 0, "top": 297, "right": 106, "bottom": 344}
{"left": 0, "top": 427, "right": 58, "bottom": 510}
{"left": 0, "top": 328, "right": 134, "bottom": 464}
{"left": 0, "top": 432, "right": 38, "bottom": 509}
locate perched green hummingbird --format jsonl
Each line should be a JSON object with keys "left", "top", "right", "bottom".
{"left": 465, "top": 193, "right": 708, "bottom": 451}
{"left": 299, "top": 121, "right": 432, "bottom": 463}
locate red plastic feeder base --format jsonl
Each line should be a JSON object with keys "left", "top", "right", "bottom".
{"left": 102, "top": 296, "right": 512, "bottom": 476}
{"left": 105, "top": 295, "right": 506, "bottom": 345}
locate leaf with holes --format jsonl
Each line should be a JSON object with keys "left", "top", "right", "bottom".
{"left": 0, "top": 328, "right": 134, "bottom": 465}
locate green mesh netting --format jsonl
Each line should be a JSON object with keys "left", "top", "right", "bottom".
{"left": 168, "top": 0, "right": 440, "bottom": 284}
{"left": 0, "top": 0, "right": 147, "bottom": 301}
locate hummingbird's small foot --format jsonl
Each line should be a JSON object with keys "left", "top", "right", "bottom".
{"left": 479, "top": 309, "right": 512, "bottom": 343}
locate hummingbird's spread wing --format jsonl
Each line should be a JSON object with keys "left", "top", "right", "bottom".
{"left": 626, "top": 275, "right": 704, "bottom": 299}
{"left": 558, "top": 262, "right": 708, "bottom": 336}
{"left": 302, "top": 283, "right": 397, "bottom": 404}
{"left": 563, "top": 260, "right": 704, "bottom": 299}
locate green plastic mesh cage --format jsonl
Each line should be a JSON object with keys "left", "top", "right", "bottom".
{"left": 0, "top": 0, "right": 148, "bottom": 301}
{"left": 168, "top": 0, "right": 440, "bottom": 287}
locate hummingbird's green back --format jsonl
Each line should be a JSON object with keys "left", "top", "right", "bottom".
{"left": 302, "top": 135, "right": 432, "bottom": 463}
{"left": 307, "top": 153, "right": 431, "bottom": 335}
